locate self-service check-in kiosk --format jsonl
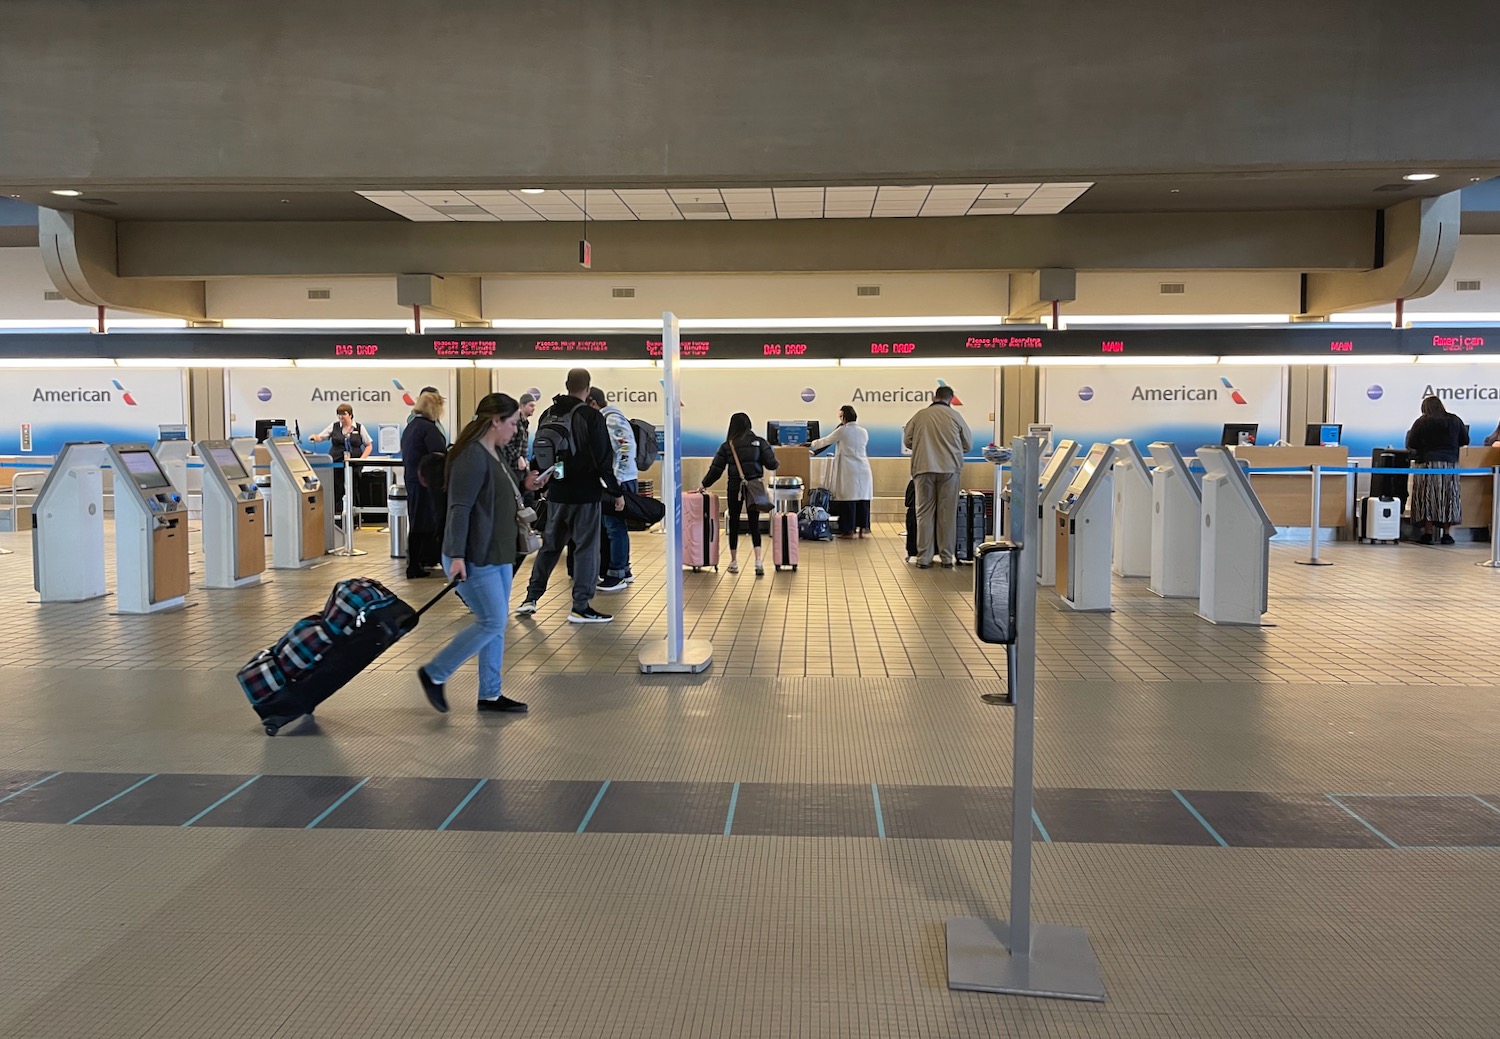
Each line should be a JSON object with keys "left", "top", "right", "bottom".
{"left": 1148, "top": 442, "right": 1201, "bottom": 599}
{"left": 1196, "top": 446, "right": 1275, "bottom": 626}
{"left": 268, "top": 436, "right": 328, "bottom": 569}
{"left": 32, "top": 441, "right": 109, "bottom": 603}
{"left": 1110, "top": 438, "right": 1153, "bottom": 579}
{"left": 153, "top": 426, "right": 193, "bottom": 500}
{"left": 107, "top": 443, "right": 191, "bottom": 614}
{"left": 1034, "top": 439, "right": 1080, "bottom": 587}
{"left": 1055, "top": 442, "right": 1116, "bottom": 611}
{"left": 197, "top": 440, "right": 267, "bottom": 588}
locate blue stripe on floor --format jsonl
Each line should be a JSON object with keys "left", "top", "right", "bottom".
{"left": 871, "top": 783, "right": 886, "bottom": 839}
{"left": 1031, "top": 807, "right": 1052, "bottom": 843}
{"left": 181, "top": 775, "right": 261, "bottom": 828}
{"left": 67, "top": 774, "right": 158, "bottom": 824}
{"left": 438, "top": 779, "right": 488, "bottom": 832}
{"left": 304, "top": 777, "right": 370, "bottom": 830}
{"left": 576, "top": 780, "right": 611, "bottom": 834}
{"left": 723, "top": 781, "right": 740, "bottom": 837}
{"left": 1172, "top": 789, "right": 1228, "bottom": 847}
{"left": 1324, "top": 794, "right": 1401, "bottom": 848}
{"left": 0, "top": 771, "right": 61, "bottom": 805}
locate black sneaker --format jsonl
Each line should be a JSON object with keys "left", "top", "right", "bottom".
{"left": 621, "top": 572, "right": 636, "bottom": 585}
{"left": 418, "top": 667, "right": 448, "bottom": 713}
{"left": 569, "top": 607, "right": 613, "bottom": 624}
{"left": 477, "top": 695, "right": 528, "bottom": 713}
{"left": 1441, "top": 534, "right": 1456, "bottom": 545}
{"left": 1418, "top": 533, "right": 1434, "bottom": 545}
{"left": 515, "top": 600, "right": 539, "bottom": 615}
{"left": 597, "top": 576, "right": 627, "bottom": 593}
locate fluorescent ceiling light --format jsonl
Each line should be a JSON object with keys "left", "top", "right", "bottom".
{"left": 520, "top": 189, "right": 546, "bottom": 195}
{"left": 477, "top": 359, "right": 658, "bottom": 369}
{"left": 0, "top": 357, "right": 117, "bottom": 368}
{"left": 1227, "top": 354, "right": 1415, "bottom": 366}
{"left": 50, "top": 189, "right": 82, "bottom": 197}
{"left": 116, "top": 357, "right": 293, "bottom": 368}
{"left": 293, "top": 358, "right": 475, "bottom": 369}
{"left": 677, "top": 316, "right": 1012, "bottom": 330}
{"left": 1415, "top": 354, "right": 1500, "bottom": 364}
{"left": 220, "top": 318, "right": 456, "bottom": 330}
{"left": 839, "top": 356, "right": 1026, "bottom": 367}
{"left": 1403, "top": 173, "right": 1439, "bottom": 182}
{"left": 1028, "top": 355, "right": 1218, "bottom": 366}
{"left": 1059, "top": 315, "right": 1291, "bottom": 327}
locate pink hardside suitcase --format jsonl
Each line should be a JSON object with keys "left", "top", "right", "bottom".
{"left": 682, "top": 491, "right": 721, "bottom": 571}
{"left": 772, "top": 511, "right": 799, "bottom": 571}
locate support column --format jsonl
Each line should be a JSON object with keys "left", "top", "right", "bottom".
{"left": 1000, "top": 366, "right": 1041, "bottom": 445}
{"left": 1007, "top": 269, "right": 1076, "bottom": 324}
{"left": 37, "top": 209, "right": 206, "bottom": 319}
{"left": 395, "top": 274, "right": 483, "bottom": 322}
{"left": 1302, "top": 194, "right": 1461, "bottom": 316}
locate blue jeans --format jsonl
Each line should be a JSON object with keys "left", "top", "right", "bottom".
{"left": 424, "top": 557, "right": 512, "bottom": 700}
{"left": 602, "top": 478, "right": 636, "bottom": 578}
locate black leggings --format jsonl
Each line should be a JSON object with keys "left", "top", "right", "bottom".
{"left": 727, "top": 498, "right": 762, "bottom": 550}
{"left": 835, "top": 499, "right": 871, "bottom": 532}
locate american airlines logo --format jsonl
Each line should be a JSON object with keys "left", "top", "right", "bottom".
{"left": 31, "top": 378, "right": 138, "bottom": 405}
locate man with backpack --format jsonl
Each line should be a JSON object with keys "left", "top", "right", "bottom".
{"left": 587, "top": 387, "right": 640, "bottom": 592}
{"left": 516, "top": 369, "right": 625, "bottom": 623}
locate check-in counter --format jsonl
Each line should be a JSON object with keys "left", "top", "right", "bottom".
{"left": 1458, "top": 446, "right": 1500, "bottom": 529}
{"left": 1229, "top": 446, "right": 1348, "bottom": 527}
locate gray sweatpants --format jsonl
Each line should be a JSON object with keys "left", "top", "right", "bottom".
{"left": 913, "top": 471, "right": 960, "bottom": 565}
{"left": 525, "top": 500, "right": 603, "bottom": 611}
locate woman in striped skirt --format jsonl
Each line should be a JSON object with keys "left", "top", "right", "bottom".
{"left": 1405, "top": 395, "right": 1468, "bottom": 545}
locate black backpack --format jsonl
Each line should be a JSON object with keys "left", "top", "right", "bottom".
{"left": 631, "top": 418, "right": 659, "bottom": 471}
{"left": 532, "top": 407, "right": 579, "bottom": 473}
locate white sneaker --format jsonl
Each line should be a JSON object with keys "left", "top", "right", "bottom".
{"left": 515, "top": 600, "right": 538, "bottom": 615}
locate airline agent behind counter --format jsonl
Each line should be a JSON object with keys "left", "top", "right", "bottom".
{"left": 309, "top": 403, "right": 374, "bottom": 522}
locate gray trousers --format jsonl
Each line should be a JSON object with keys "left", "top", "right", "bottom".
{"left": 525, "top": 500, "right": 603, "bottom": 611}
{"left": 913, "top": 471, "right": 960, "bottom": 565}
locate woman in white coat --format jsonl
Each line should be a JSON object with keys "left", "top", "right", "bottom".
{"left": 810, "top": 405, "right": 874, "bottom": 538}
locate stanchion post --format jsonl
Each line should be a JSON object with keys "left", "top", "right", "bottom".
{"left": 329, "top": 460, "right": 367, "bottom": 558}
{"left": 1296, "top": 463, "right": 1332, "bottom": 567}
{"left": 1479, "top": 466, "right": 1500, "bottom": 570}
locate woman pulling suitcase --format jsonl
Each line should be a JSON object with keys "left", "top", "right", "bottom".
{"left": 418, "top": 393, "right": 550, "bottom": 714}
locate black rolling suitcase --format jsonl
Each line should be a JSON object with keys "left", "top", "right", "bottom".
{"left": 904, "top": 480, "right": 917, "bottom": 558}
{"left": 955, "top": 491, "right": 988, "bottom": 563}
{"left": 237, "top": 577, "right": 456, "bottom": 735}
{"left": 1369, "top": 448, "right": 1415, "bottom": 502}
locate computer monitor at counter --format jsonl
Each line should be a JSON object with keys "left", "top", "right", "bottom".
{"left": 1221, "top": 423, "right": 1259, "bottom": 446}
{"left": 766, "top": 421, "right": 821, "bottom": 446}
{"left": 1305, "top": 423, "right": 1342, "bottom": 447}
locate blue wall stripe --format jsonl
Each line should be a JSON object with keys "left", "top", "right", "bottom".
{"left": 438, "top": 779, "right": 488, "bottom": 832}
{"left": 723, "top": 781, "right": 740, "bottom": 837}
{"left": 1031, "top": 807, "right": 1052, "bottom": 843}
{"left": 0, "top": 771, "right": 62, "bottom": 805}
{"left": 871, "top": 783, "right": 886, "bottom": 839}
{"left": 1172, "top": 789, "right": 1228, "bottom": 847}
{"left": 576, "top": 780, "right": 611, "bottom": 834}
{"left": 181, "top": 775, "right": 261, "bottom": 828}
{"left": 67, "top": 774, "right": 158, "bottom": 824}
{"left": 304, "top": 777, "right": 370, "bottom": 830}
{"left": 1325, "top": 795, "right": 1401, "bottom": 849}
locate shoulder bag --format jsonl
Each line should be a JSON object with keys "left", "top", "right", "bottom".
{"left": 503, "top": 464, "right": 542, "bottom": 556}
{"left": 730, "top": 439, "right": 773, "bottom": 510}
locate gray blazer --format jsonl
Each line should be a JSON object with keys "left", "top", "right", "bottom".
{"left": 442, "top": 442, "right": 511, "bottom": 566}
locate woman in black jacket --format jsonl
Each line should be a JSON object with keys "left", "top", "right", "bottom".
{"left": 1405, "top": 395, "right": 1468, "bottom": 544}
{"left": 697, "top": 412, "right": 779, "bottom": 576}
{"left": 401, "top": 389, "right": 449, "bottom": 577}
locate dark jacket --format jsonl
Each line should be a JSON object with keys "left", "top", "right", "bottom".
{"left": 503, "top": 415, "right": 529, "bottom": 470}
{"left": 534, "top": 395, "right": 623, "bottom": 504}
{"left": 702, "top": 433, "right": 780, "bottom": 496}
{"left": 1405, "top": 412, "right": 1467, "bottom": 464}
{"left": 442, "top": 441, "right": 520, "bottom": 568}
{"left": 401, "top": 415, "right": 447, "bottom": 490}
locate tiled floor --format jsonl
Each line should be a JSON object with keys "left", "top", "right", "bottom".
{"left": 3, "top": 521, "right": 1500, "bottom": 1037}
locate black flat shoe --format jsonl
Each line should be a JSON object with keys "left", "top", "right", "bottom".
{"left": 418, "top": 667, "right": 448, "bottom": 713}
{"left": 1441, "top": 534, "right": 1456, "bottom": 545}
{"left": 1418, "top": 533, "right": 1434, "bottom": 545}
{"left": 477, "top": 696, "right": 528, "bottom": 713}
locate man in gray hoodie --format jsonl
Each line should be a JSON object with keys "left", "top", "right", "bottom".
{"left": 587, "top": 387, "right": 640, "bottom": 591}
{"left": 902, "top": 385, "right": 972, "bottom": 569}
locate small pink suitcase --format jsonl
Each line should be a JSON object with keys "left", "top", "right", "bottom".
{"left": 771, "top": 511, "right": 799, "bottom": 571}
{"left": 682, "top": 491, "right": 721, "bottom": 571}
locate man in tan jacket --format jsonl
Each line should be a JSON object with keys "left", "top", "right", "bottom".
{"left": 902, "top": 386, "right": 972, "bottom": 568}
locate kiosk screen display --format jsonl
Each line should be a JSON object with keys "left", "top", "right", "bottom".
{"left": 274, "top": 440, "right": 313, "bottom": 475}
{"left": 208, "top": 447, "right": 249, "bottom": 481}
{"left": 1039, "top": 439, "right": 1079, "bottom": 488}
{"left": 118, "top": 450, "right": 172, "bottom": 491}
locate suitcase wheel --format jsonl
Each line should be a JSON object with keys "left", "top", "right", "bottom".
{"left": 264, "top": 723, "right": 280, "bottom": 737}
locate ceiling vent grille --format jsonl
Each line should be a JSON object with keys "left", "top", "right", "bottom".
{"left": 1159, "top": 282, "right": 1186, "bottom": 295}
{"left": 1374, "top": 183, "right": 1412, "bottom": 192}
{"left": 856, "top": 285, "right": 882, "bottom": 297}
{"left": 307, "top": 289, "right": 332, "bottom": 300}
{"left": 1456, "top": 280, "right": 1482, "bottom": 292}
{"left": 612, "top": 287, "right": 636, "bottom": 298}
{"left": 42, "top": 290, "right": 65, "bottom": 301}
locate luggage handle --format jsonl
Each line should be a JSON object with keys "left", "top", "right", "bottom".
{"left": 414, "top": 579, "right": 461, "bottom": 619}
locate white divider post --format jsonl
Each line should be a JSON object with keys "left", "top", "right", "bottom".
{"left": 640, "top": 312, "right": 712, "bottom": 673}
{"left": 946, "top": 436, "right": 1106, "bottom": 1002}
{"left": 1295, "top": 464, "right": 1331, "bottom": 567}
{"left": 1479, "top": 467, "right": 1500, "bottom": 570}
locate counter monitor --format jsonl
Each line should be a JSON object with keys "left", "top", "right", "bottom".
{"left": 1304, "top": 423, "right": 1342, "bottom": 447}
{"left": 1221, "top": 423, "right": 1259, "bottom": 446}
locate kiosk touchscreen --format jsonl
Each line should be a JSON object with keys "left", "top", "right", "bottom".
{"left": 268, "top": 436, "right": 329, "bottom": 569}
{"left": 1147, "top": 442, "right": 1202, "bottom": 599}
{"left": 1055, "top": 442, "right": 1116, "bottom": 611}
{"left": 106, "top": 443, "right": 190, "bottom": 614}
{"left": 1034, "top": 439, "right": 1080, "bottom": 585}
{"left": 1196, "top": 446, "right": 1275, "bottom": 626}
{"left": 32, "top": 441, "right": 109, "bottom": 603}
{"left": 1110, "top": 438, "right": 1153, "bottom": 579}
{"left": 197, "top": 440, "right": 267, "bottom": 588}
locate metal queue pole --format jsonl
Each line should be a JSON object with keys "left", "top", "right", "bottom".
{"left": 1480, "top": 466, "right": 1500, "bottom": 570}
{"left": 328, "top": 458, "right": 366, "bottom": 558}
{"left": 1295, "top": 463, "right": 1332, "bottom": 566}
{"left": 946, "top": 436, "right": 1106, "bottom": 1002}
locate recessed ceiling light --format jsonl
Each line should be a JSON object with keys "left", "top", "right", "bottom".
{"left": 1471, "top": 177, "right": 1484, "bottom": 183}
{"left": 1403, "top": 173, "right": 1439, "bottom": 182}
{"left": 50, "top": 189, "right": 82, "bottom": 197}
{"left": 1170, "top": 189, "right": 1180, "bottom": 194}
{"left": 279, "top": 199, "right": 291, "bottom": 204}
{"left": 521, "top": 189, "right": 546, "bottom": 195}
